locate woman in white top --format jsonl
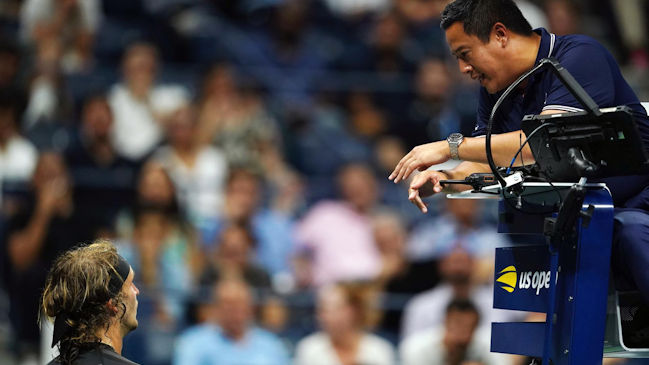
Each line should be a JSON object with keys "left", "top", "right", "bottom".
{"left": 294, "top": 283, "right": 396, "bottom": 365}
{"left": 153, "top": 104, "right": 228, "bottom": 225}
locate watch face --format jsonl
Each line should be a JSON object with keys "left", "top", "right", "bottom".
{"left": 448, "top": 133, "right": 463, "bottom": 142}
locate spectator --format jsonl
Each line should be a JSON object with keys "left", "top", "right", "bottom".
{"left": 222, "top": 0, "right": 329, "bottom": 111}
{"left": 174, "top": 279, "right": 289, "bottom": 365}
{"left": 195, "top": 63, "right": 280, "bottom": 172}
{"left": 394, "top": 0, "right": 447, "bottom": 26}
{"left": 201, "top": 168, "right": 296, "bottom": 284}
{"left": 199, "top": 223, "right": 272, "bottom": 292}
{"left": 400, "top": 298, "right": 508, "bottom": 365}
{"left": 199, "top": 230, "right": 292, "bottom": 354}
{"left": 22, "top": 37, "right": 74, "bottom": 137}
{"left": 285, "top": 98, "right": 372, "bottom": 202}
{"left": 0, "top": 38, "right": 23, "bottom": 90}
{"left": 512, "top": 0, "right": 549, "bottom": 30}
{"left": 362, "top": 10, "right": 419, "bottom": 75}
{"left": 115, "top": 160, "right": 182, "bottom": 238}
{"left": 294, "top": 282, "right": 395, "bottom": 365}
{"left": 65, "top": 93, "right": 139, "bottom": 231}
{"left": 406, "top": 199, "right": 505, "bottom": 271}
{"left": 611, "top": 0, "right": 648, "bottom": 69}
{"left": 259, "top": 296, "right": 290, "bottom": 336}
{"left": 257, "top": 141, "right": 305, "bottom": 218}
{"left": 294, "top": 162, "right": 382, "bottom": 287}
{"left": 115, "top": 162, "right": 201, "bottom": 364}
{"left": 323, "top": 0, "right": 390, "bottom": 18}
{"left": 154, "top": 103, "right": 228, "bottom": 224}
{"left": 402, "top": 58, "right": 466, "bottom": 147}
{"left": 393, "top": 0, "right": 447, "bottom": 59}
{"left": 0, "top": 0, "right": 22, "bottom": 25}
{"left": 195, "top": 63, "right": 304, "bottom": 217}
{"left": 371, "top": 211, "right": 440, "bottom": 342}
{"left": 400, "top": 247, "right": 523, "bottom": 339}
{"left": 350, "top": 11, "right": 418, "bottom": 123}
{"left": 20, "top": 0, "right": 101, "bottom": 73}
{"left": 0, "top": 89, "right": 37, "bottom": 195}
{"left": 108, "top": 42, "right": 189, "bottom": 161}
{"left": 2, "top": 152, "right": 96, "bottom": 361}
{"left": 346, "top": 91, "right": 388, "bottom": 141}
{"left": 373, "top": 136, "right": 424, "bottom": 225}
{"left": 116, "top": 161, "right": 200, "bottom": 322}
{"left": 545, "top": 0, "right": 580, "bottom": 36}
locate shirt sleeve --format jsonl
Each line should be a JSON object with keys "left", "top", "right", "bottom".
{"left": 543, "top": 42, "right": 615, "bottom": 113}
{"left": 472, "top": 88, "right": 492, "bottom": 137}
{"left": 473, "top": 88, "right": 508, "bottom": 137}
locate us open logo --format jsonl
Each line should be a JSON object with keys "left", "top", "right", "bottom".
{"left": 496, "top": 266, "right": 517, "bottom": 293}
{"left": 497, "top": 266, "right": 553, "bottom": 295}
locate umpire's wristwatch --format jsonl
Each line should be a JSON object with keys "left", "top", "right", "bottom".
{"left": 447, "top": 132, "right": 464, "bottom": 160}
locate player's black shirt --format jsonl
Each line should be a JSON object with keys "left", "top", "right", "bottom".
{"left": 48, "top": 344, "right": 139, "bottom": 365}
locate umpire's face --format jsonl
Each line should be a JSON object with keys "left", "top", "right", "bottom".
{"left": 445, "top": 21, "right": 512, "bottom": 94}
{"left": 120, "top": 268, "right": 140, "bottom": 333}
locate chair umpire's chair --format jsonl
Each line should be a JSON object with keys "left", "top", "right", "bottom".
{"left": 602, "top": 103, "right": 649, "bottom": 358}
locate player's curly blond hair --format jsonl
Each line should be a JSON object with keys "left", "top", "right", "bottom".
{"left": 41, "top": 240, "right": 127, "bottom": 365}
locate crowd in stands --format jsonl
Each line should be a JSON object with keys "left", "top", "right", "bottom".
{"left": 0, "top": 0, "right": 647, "bottom": 364}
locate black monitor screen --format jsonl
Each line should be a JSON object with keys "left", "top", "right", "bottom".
{"left": 521, "top": 106, "right": 649, "bottom": 181}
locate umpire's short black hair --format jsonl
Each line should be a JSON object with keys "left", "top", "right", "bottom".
{"left": 440, "top": 0, "right": 533, "bottom": 43}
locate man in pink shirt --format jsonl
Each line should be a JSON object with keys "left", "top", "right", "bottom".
{"left": 294, "top": 163, "right": 382, "bottom": 287}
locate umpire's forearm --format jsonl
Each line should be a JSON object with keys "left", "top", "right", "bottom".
{"left": 457, "top": 130, "right": 535, "bottom": 167}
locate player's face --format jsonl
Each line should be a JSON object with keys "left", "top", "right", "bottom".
{"left": 120, "top": 268, "right": 139, "bottom": 334}
{"left": 445, "top": 22, "right": 511, "bottom": 94}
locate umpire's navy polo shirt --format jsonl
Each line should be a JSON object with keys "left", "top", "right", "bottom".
{"left": 473, "top": 28, "right": 649, "bottom": 208}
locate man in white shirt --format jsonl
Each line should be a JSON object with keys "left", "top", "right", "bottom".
{"left": 109, "top": 42, "right": 189, "bottom": 161}
{"left": 401, "top": 248, "right": 523, "bottom": 339}
{"left": 400, "top": 298, "right": 508, "bottom": 365}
